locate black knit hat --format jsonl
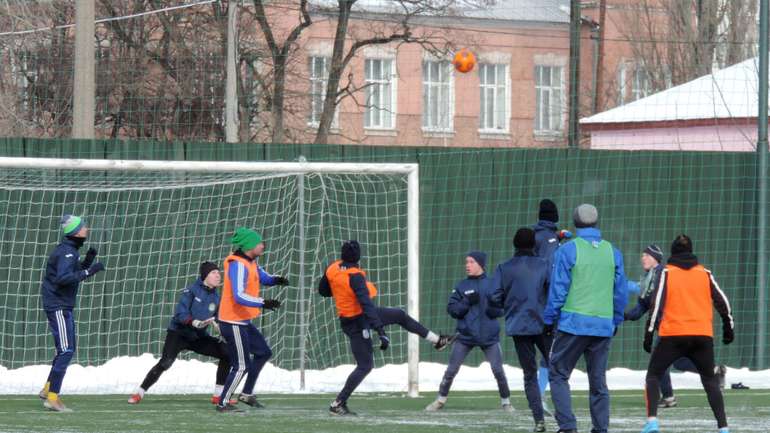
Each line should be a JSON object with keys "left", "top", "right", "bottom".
{"left": 466, "top": 251, "right": 487, "bottom": 269}
{"left": 513, "top": 227, "right": 536, "bottom": 250}
{"left": 199, "top": 261, "right": 219, "bottom": 281}
{"left": 671, "top": 234, "right": 693, "bottom": 255}
{"left": 341, "top": 240, "right": 361, "bottom": 263}
{"left": 538, "top": 199, "right": 559, "bottom": 223}
{"left": 643, "top": 244, "right": 663, "bottom": 263}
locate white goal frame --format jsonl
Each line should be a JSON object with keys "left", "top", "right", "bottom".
{"left": 0, "top": 156, "right": 421, "bottom": 397}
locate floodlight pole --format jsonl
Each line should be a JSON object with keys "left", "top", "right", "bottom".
{"left": 757, "top": 0, "right": 769, "bottom": 370}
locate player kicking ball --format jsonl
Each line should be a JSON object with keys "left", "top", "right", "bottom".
{"left": 319, "top": 240, "right": 456, "bottom": 416}
{"left": 128, "top": 262, "right": 232, "bottom": 405}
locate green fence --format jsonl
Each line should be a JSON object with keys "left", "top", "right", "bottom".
{"left": 0, "top": 137, "right": 764, "bottom": 371}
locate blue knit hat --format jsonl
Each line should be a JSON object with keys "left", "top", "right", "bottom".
{"left": 466, "top": 251, "right": 487, "bottom": 269}
{"left": 60, "top": 214, "right": 84, "bottom": 236}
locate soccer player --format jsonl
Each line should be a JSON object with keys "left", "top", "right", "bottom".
{"left": 490, "top": 228, "right": 551, "bottom": 432}
{"left": 39, "top": 214, "right": 106, "bottom": 412}
{"left": 215, "top": 227, "right": 288, "bottom": 412}
{"left": 543, "top": 204, "right": 627, "bottom": 433}
{"left": 319, "top": 240, "right": 455, "bottom": 416}
{"left": 532, "top": 198, "right": 571, "bottom": 414}
{"left": 425, "top": 251, "right": 511, "bottom": 413}
{"left": 128, "top": 262, "right": 232, "bottom": 405}
{"left": 640, "top": 235, "right": 734, "bottom": 433}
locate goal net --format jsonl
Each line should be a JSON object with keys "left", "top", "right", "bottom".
{"left": 0, "top": 157, "right": 420, "bottom": 395}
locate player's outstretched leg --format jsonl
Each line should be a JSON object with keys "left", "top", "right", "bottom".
{"left": 375, "top": 306, "right": 456, "bottom": 350}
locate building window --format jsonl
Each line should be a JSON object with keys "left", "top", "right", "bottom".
{"left": 617, "top": 62, "right": 627, "bottom": 106}
{"left": 309, "top": 56, "right": 335, "bottom": 127}
{"left": 632, "top": 65, "right": 651, "bottom": 101}
{"left": 479, "top": 63, "right": 509, "bottom": 132}
{"left": 422, "top": 60, "right": 453, "bottom": 131}
{"left": 364, "top": 58, "right": 396, "bottom": 129}
{"left": 534, "top": 65, "right": 564, "bottom": 133}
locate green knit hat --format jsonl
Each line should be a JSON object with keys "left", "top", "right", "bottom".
{"left": 231, "top": 227, "right": 262, "bottom": 251}
{"left": 60, "top": 214, "right": 84, "bottom": 236}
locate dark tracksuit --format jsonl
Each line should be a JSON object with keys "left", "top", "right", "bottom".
{"left": 140, "top": 278, "right": 230, "bottom": 391}
{"left": 40, "top": 236, "right": 100, "bottom": 394}
{"left": 491, "top": 251, "right": 551, "bottom": 422}
{"left": 624, "top": 264, "right": 697, "bottom": 399}
{"left": 533, "top": 220, "right": 561, "bottom": 269}
{"left": 643, "top": 253, "right": 733, "bottom": 429}
{"left": 319, "top": 261, "right": 429, "bottom": 404}
{"left": 440, "top": 273, "right": 509, "bottom": 399}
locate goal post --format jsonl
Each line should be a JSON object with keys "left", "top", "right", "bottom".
{"left": 0, "top": 156, "right": 421, "bottom": 396}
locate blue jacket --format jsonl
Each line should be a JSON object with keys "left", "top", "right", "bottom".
{"left": 543, "top": 227, "right": 628, "bottom": 337}
{"left": 447, "top": 273, "right": 503, "bottom": 347}
{"left": 168, "top": 278, "right": 221, "bottom": 340}
{"left": 40, "top": 237, "right": 95, "bottom": 311}
{"left": 491, "top": 252, "right": 550, "bottom": 336}
{"left": 533, "top": 220, "right": 560, "bottom": 268}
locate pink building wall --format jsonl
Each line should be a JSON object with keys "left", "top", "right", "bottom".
{"left": 588, "top": 125, "right": 762, "bottom": 152}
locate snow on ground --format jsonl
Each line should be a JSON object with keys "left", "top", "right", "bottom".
{"left": 1, "top": 354, "right": 768, "bottom": 395}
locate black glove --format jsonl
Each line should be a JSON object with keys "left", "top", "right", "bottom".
{"left": 82, "top": 247, "right": 98, "bottom": 268}
{"left": 543, "top": 323, "right": 554, "bottom": 337}
{"left": 263, "top": 299, "right": 281, "bottom": 311}
{"left": 273, "top": 276, "right": 289, "bottom": 286}
{"left": 643, "top": 332, "right": 653, "bottom": 353}
{"left": 722, "top": 322, "right": 734, "bottom": 345}
{"left": 86, "top": 262, "right": 105, "bottom": 278}
{"left": 623, "top": 311, "right": 631, "bottom": 321}
{"left": 377, "top": 329, "right": 390, "bottom": 351}
{"left": 464, "top": 290, "right": 480, "bottom": 305}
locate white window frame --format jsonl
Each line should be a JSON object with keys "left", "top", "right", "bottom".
{"left": 617, "top": 62, "right": 627, "bottom": 106}
{"left": 632, "top": 64, "right": 651, "bottom": 101}
{"left": 364, "top": 57, "right": 397, "bottom": 130}
{"left": 422, "top": 59, "right": 454, "bottom": 133}
{"left": 308, "top": 56, "right": 338, "bottom": 128}
{"left": 534, "top": 64, "right": 565, "bottom": 134}
{"left": 478, "top": 63, "right": 511, "bottom": 134}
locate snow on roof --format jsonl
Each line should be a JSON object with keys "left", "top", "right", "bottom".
{"left": 311, "top": 0, "right": 570, "bottom": 24}
{"left": 581, "top": 56, "right": 762, "bottom": 125}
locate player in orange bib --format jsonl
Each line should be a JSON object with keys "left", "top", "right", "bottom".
{"left": 319, "top": 240, "right": 456, "bottom": 416}
{"left": 215, "top": 227, "right": 289, "bottom": 412}
{"left": 640, "top": 235, "right": 734, "bottom": 433}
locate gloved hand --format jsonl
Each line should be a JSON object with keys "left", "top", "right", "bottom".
{"left": 377, "top": 329, "right": 390, "bottom": 351}
{"left": 273, "top": 276, "right": 289, "bottom": 286}
{"left": 558, "top": 230, "right": 573, "bottom": 240}
{"left": 263, "top": 299, "right": 281, "bottom": 311}
{"left": 86, "top": 262, "right": 105, "bottom": 277}
{"left": 464, "top": 290, "right": 480, "bottom": 305}
{"left": 623, "top": 311, "right": 631, "bottom": 321}
{"left": 192, "top": 318, "right": 214, "bottom": 329}
{"left": 85, "top": 247, "right": 98, "bottom": 261}
{"left": 543, "top": 323, "right": 554, "bottom": 337}
{"left": 722, "top": 322, "right": 734, "bottom": 345}
{"left": 643, "top": 332, "right": 653, "bottom": 353}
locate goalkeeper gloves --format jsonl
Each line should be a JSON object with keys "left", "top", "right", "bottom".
{"left": 192, "top": 318, "right": 214, "bottom": 329}
{"left": 82, "top": 247, "right": 98, "bottom": 268}
{"left": 263, "top": 299, "right": 281, "bottom": 311}
{"left": 273, "top": 276, "right": 289, "bottom": 286}
{"left": 722, "top": 321, "right": 734, "bottom": 345}
{"left": 84, "top": 262, "right": 105, "bottom": 279}
{"left": 643, "top": 332, "right": 653, "bottom": 353}
{"left": 558, "top": 230, "right": 573, "bottom": 240}
{"left": 377, "top": 329, "right": 390, "bottom": 351}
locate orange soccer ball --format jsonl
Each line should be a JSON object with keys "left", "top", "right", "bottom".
{"left": 453, "top": 49, "right": 476, "bottom": 74}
